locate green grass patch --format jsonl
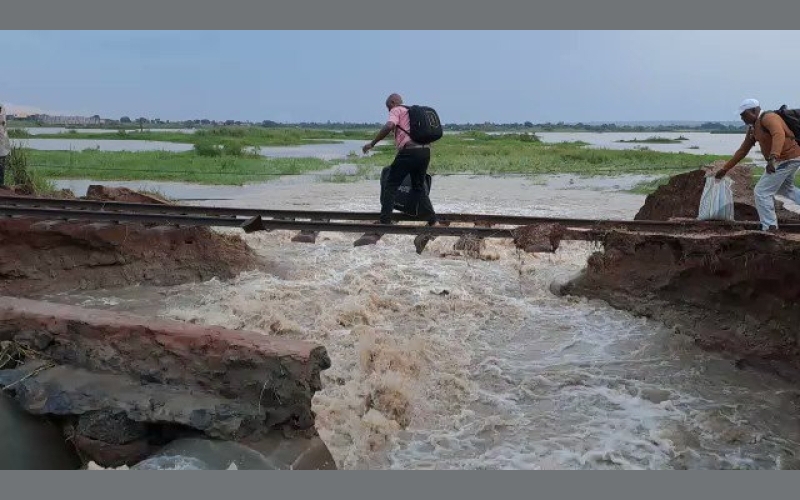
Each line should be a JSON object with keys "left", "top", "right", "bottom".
{"left": 15, "top": 132, "right": 731, "bottom": 187}
{"left": 626, "top": 177, "right": 671, "bottom": 195}
{"left": 616, "top": 136, "right": 689, "bottom": 144}
{"left": 351, "top": 133, "right": 726, "bottom": 176}
{"left": 6, "top": 146, "right": 57, "bottom": 195}
{"left": 20, "top": 126, "right": 372, "bottom": 147}
{"left": 7, "top": 129, "right": 33, "bottom": 139}
{"left": 22, "top": 149, "right": 332, "bottom": 185}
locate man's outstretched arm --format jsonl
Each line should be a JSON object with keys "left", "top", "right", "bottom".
{"left": 363, "top": 122, "right": 396, "bottom": 154}
{"left": 716, "top": 130, "right": 756, "bottom": 179}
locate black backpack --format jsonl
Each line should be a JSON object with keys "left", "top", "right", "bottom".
{"left": 766, "top": 105, "right": 800, "bottom": 144}
{"left": 396, "top": 105, "right": 443, "bottom": 145}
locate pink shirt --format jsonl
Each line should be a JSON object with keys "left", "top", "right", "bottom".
{"left": 388, "top": 106, "right": 412, "bottom": 150}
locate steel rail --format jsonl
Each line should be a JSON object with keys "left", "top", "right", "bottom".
{"left": 0, "top": 206, "right": 520, "bottom": 238}
{"left": 2, "top": 195, "right": 795, "bottom": 232}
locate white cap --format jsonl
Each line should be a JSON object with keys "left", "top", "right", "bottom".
{"left": 738, "top": 98, "right": 760, "bottom": 114}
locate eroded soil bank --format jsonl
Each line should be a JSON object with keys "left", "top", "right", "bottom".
{"left": 0, "top": 185, "right": 265, "bottom": 297}
{"left": 0, "top": 296, "right": 335, "bottom": 469}
{"left": 564, "top": 166, "right": 800, "bottom": 379}
{"left": 0, "top": 185, "right": 323, "bottom": 469}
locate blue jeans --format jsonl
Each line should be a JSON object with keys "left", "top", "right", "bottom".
{"left": 754, "top": 159, "right": 800, "bottom": 229}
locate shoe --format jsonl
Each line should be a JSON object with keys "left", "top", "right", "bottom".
{"left": 763, "top": 225, "right": 778, "bottom": 233}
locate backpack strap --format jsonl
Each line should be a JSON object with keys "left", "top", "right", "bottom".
{"left": 758, "top": 111, "right": 797, "bottom": 141}
{"left": 394, "top": 105, "right": 411, "bottom": 136}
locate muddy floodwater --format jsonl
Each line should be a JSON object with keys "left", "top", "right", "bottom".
{"left": 41, "top": 176, "right": 800, "bottom": 470}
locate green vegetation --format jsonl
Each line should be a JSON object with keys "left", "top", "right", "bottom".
{"left": 350, "top": 132, "right": 727, "bottom": 177}
{"left": 627, "top": 177, "right": 671, "bottom": 194}
{"left": 14, "top": 126, "right": 372, "bottom": 148}
{"left": 7, "top": 129, "right": 33, "bottom": 139}
{"left": 9, "top": 114, "right": 750, "bottom": 135}
{"left": 616, "top": 136, "right": 689, "bottom": 144}
{"left": 12, "top": 130, "right": 732, "bottom": 186}
{"left": 6, "top": 146, "right": 57, "bottom": 194}
{"left": 23, "top": 149, "right": 332, "bottom": 185}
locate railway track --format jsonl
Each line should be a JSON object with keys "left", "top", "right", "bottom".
{"left": 2, "top": 195, "right": 796, "bottom": 236}
{"left": 0, "top": 205, "right": 521, "bottom": 239}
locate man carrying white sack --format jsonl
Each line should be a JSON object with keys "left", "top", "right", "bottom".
{"left": 716, "top": 98, "right": 800, "bottom": 231}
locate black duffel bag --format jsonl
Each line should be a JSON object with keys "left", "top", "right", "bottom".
{"left": 380, "top": 166, "right": 433, "bottom": 217}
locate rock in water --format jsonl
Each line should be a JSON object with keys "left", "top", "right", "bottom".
{"left": 548, "top": 270, "right": 585, "bottom": 297}
{"left": 132, "top": 455, "right": 211, "bottom": 470}
{"left": 512, "top": 223, "right": 566, "bottom": 254}
{"left": 133, "top": 438, "right": 277, "bottom": 470}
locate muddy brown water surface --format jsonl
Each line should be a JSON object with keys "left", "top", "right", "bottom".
{"left": 38, "top": 176, "right": 800, "bottom": 470}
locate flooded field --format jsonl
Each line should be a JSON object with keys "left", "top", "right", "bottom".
{"left": 13, "top": 127, "right": 198, "bottom": 135}
{"left": 41, "top": 176, "right": 800, "bottom": 470}
{"left": 11, "top": 137, "right": 366, "bottom": 160}
{"left": 13, "top": 129, "right": 757, "bottom": 159}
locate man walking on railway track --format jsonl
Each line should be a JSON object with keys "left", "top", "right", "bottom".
{"left": 716, "top": 98, "right": 800, "bottom": 231}
{"left": 0, "top": 105, "right": 10, "bottom": 188}
{"left": 363, "top": 93, "right": 440, "bottom": 253}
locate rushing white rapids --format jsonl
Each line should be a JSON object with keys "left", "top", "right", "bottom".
{"left": 45, "top": 176, "right": 800, "bottom": 470}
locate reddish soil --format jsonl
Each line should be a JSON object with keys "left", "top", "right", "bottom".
{"left": 563, "top": 229, "right": 800, "bottom": 378}
{"left": 559, "top": 164, "right": 800, "bottom": 379}
{"left": 635, "top": 162, "right": 800, "bottom": 223}
{"left": 512, "top": 223, "right": 566, "bottom": 253}
{"left": 0, "top": 186, "right": 265, "bottom": 297}
{"left": 85, "top": 185, "right": 170, "bottom": 205}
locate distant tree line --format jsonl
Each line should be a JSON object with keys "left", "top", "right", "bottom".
{"left": 10, "top": 114, "right": 747, "bottom": 133}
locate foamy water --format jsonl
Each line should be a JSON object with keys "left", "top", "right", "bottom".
{"left": 45, "top": 177, "right": 800, "bottom": 470}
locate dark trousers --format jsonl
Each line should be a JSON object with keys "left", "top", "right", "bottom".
{"left": 380, "top": 147, "right": 436, "bottom": 224}
{"left": 0, "top": 156, "right": 5, "bottom": 187}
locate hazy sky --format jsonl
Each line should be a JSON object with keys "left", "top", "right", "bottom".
{"left": 2, "top": 30, "right": 799, "bottom": 124}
